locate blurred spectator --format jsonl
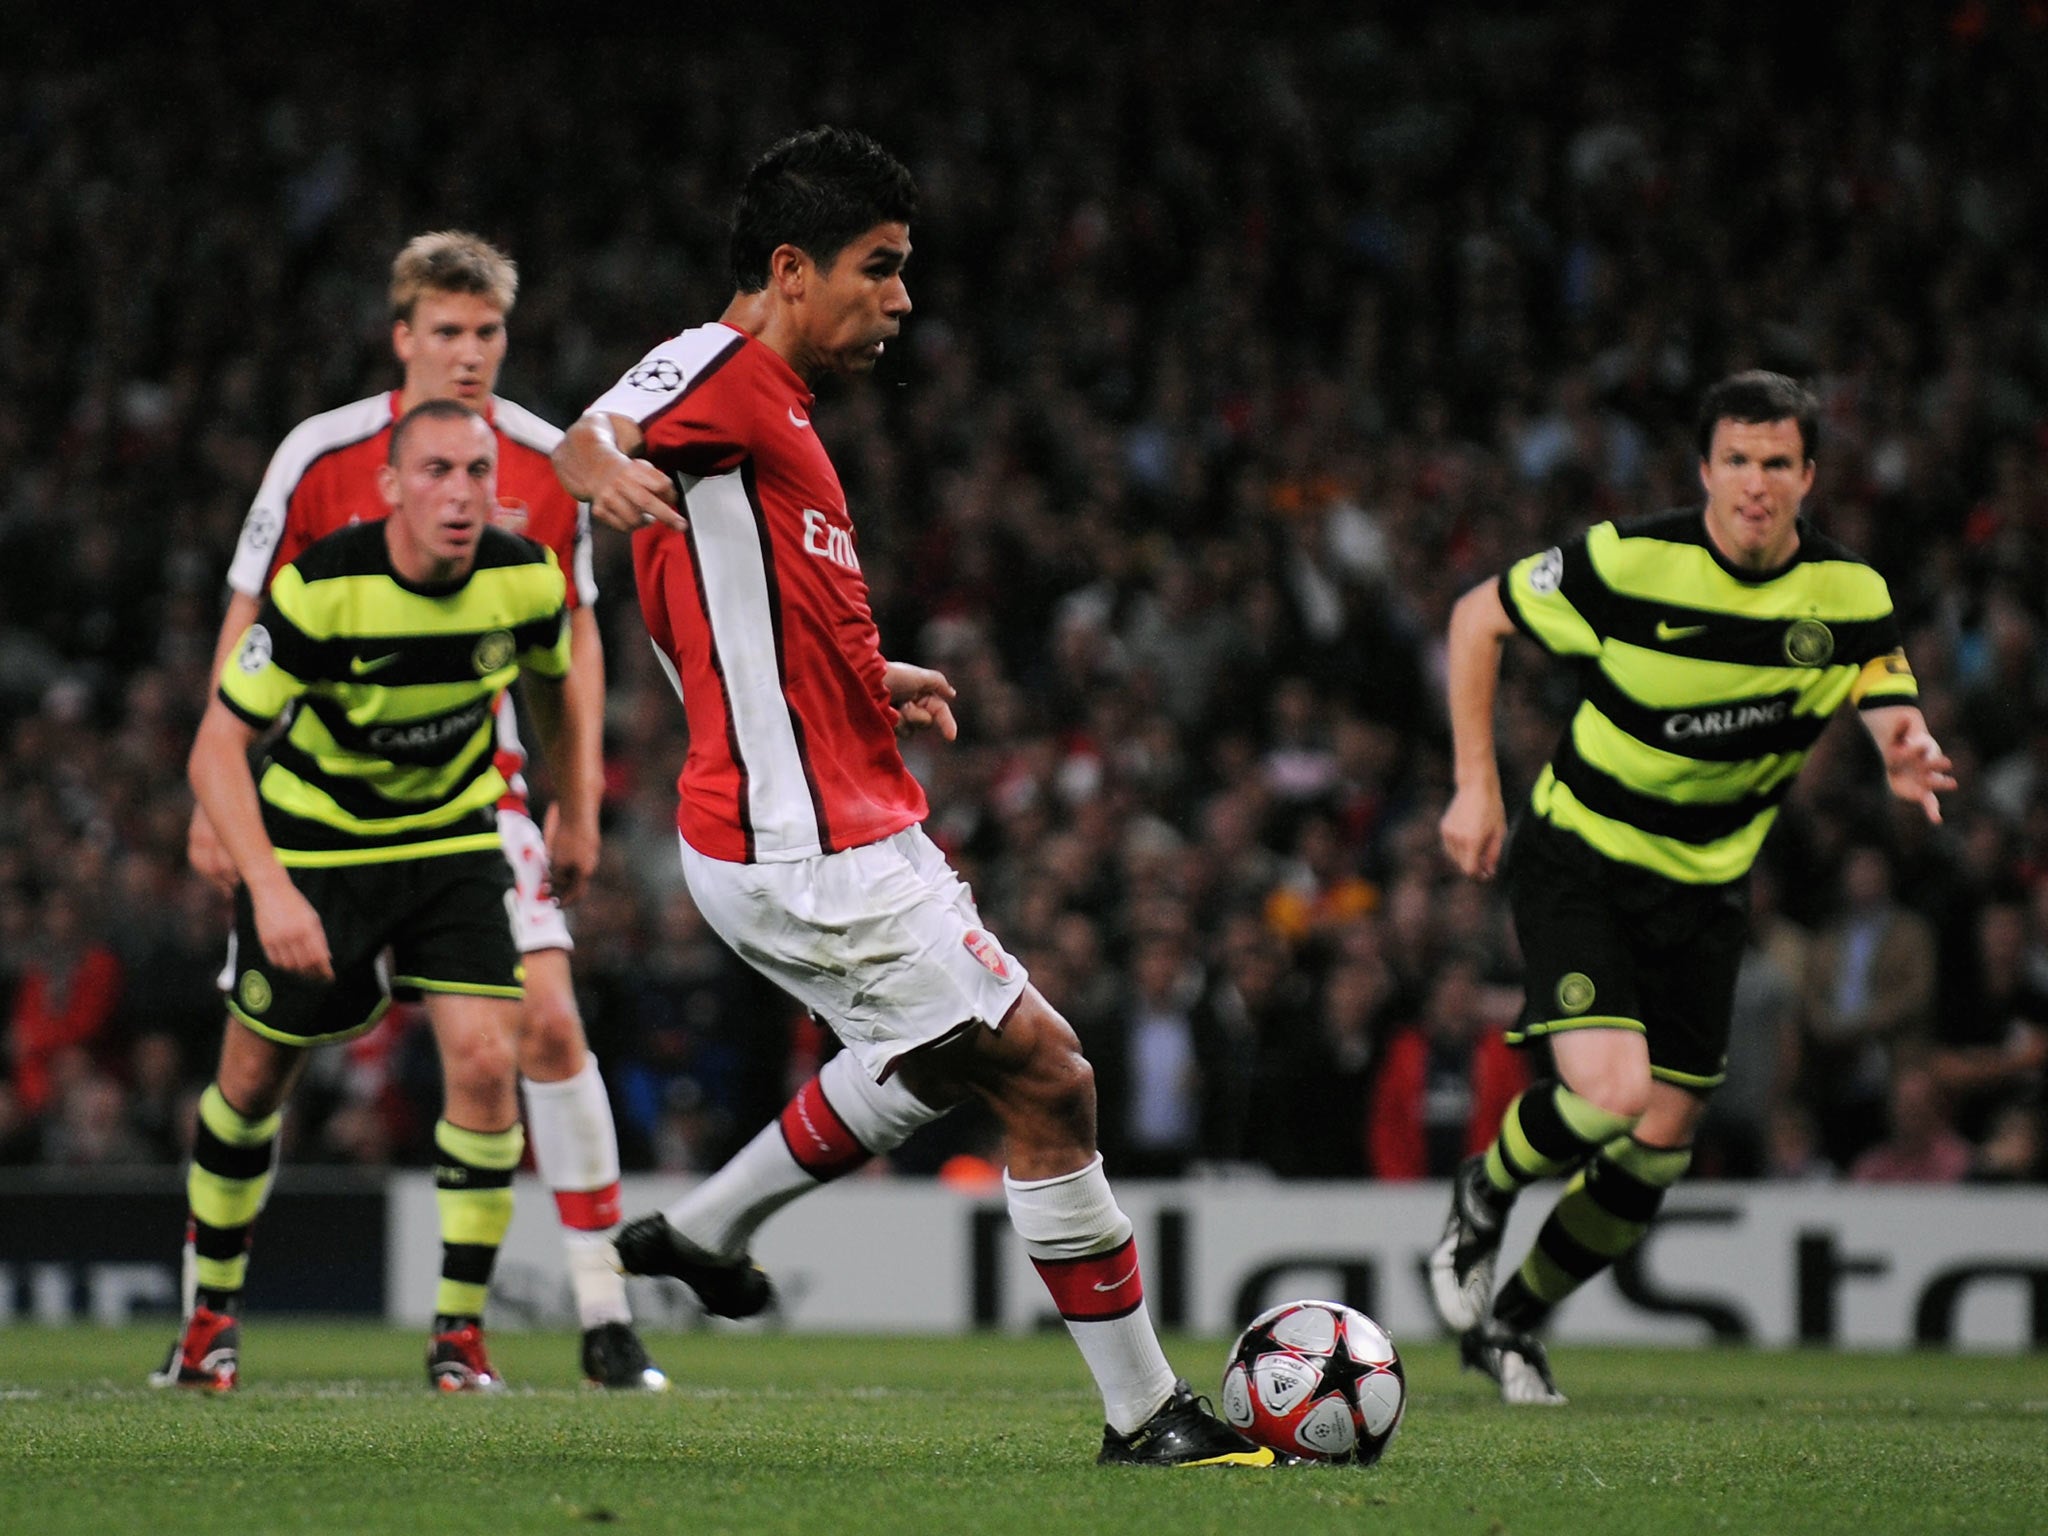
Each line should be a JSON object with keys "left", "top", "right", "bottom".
{"left": 1696, "top": 868, "right": 1806, "bottom": 1178}
{"left": 109, "top": 870, "right": 237, "bottom": 1083}
{"left": 6, "top": 886, "right": 123, "bottom": 1119}
{"left": 1109, "top": 932, "right": 1215, "bottom": 1175}
{"left": 1970, "top": 1103, "right": 2045, "bottom": 1184}
{"left": 1368, "top": 951, "right": 1528, "bottom": 1180}
{"left": 1209, "top": 911, "right": 1315, "bottom": 1171}
{"left": 0, "top": 1083, "right": 37, "bottom": 1165}
{"left": 41, "top": 1062, "right": 153, "bottom": 1166}
{"left": 1928, "top": 901, "right": 2048, "bottom": 1140}
{"left": 1263, "top": 809, "right": 1378, "bottom": 949}
{"left": 1801, "top": 845, "right": 1938, "bottom": 1168}
{"left": 1282, "top": 947, "right": 1393, "bottom": 1179}
{"left": 1765, "top": 1105, "right": 1836, "bottom": 1183}
{"left": 1849, "top": 1065, "right": 1974, "bottom": 1185}
{"left": 123, "top": 1031, "right": 194, "bottom": 1163}
{"left": 620, "top": 890, "right": 757, "bottom": 1169}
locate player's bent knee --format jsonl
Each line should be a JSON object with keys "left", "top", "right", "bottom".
{"left": 1573, "top": 1067, "right": 1652, "bottom": 1122}
{"left": 214, "top": 1020, "right": 302, "bottom": 1119}
{"left": 1033, "top": 1045, "right": 1096, "bottom": 1129}
{"left": 1551, "top": 1029, "right": 1654, "bottom": 1121}
{"left": 435, "top": 1014, "right": 520, "bottom": 1100}
{"left": 444, "top": 1040, "right": 517, "bottom": 1100}
{"left": 212, "top": 1066, "right": 291, "bottom": 1124}
{"left": 1005, "top": 994, "right": 1089, "bottom": 1080}
{"left": 513, "top": 993, "right": 587, "bottom": 1081}
{"left": 910, "top": 993, "right": 1098, "bottom": 1148}
{"left": 514, "top": 950, "right": 587, "bottom": 1077}
{"left": 1000, "top": 1000, "right": 1097, "bottom": 1143}
{"left": 1636, "top": 1084, "right": 1708, "bottom": 1147}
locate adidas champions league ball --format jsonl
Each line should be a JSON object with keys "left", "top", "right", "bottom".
{"left": 1221, "top": 1299, "right": 1406, "bottom": 1464}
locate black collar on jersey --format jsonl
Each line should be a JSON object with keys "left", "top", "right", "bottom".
{"left": 1694, "top": 508, "right": 1810, "bottom": 586}
{"left": 376, "top": 523, "right": 481, "bottom": 598}
{"left": 389, "top": 564, "right": 477, "bottom": 598}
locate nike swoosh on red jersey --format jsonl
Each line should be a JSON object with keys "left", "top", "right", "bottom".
{"left": 789, "top": 407, "right": 811, "bottom": 429}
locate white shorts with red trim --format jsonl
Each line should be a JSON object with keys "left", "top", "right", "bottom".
{"left": 497, "top": 807, "right": 573, "bottom": 956}
{"left": 678, "top": 824, "right": 1028, "bottom": 1081}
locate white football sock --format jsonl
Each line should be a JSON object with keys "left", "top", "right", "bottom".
{"left": 665, "top": 1049, "right": 945, "bottom": 1259}
{"left": 521, "top": 1054, "right": 630, "bottom": 1329}
{"left": 1006, "top": 1155, "right": 1177, "bottom": 1435}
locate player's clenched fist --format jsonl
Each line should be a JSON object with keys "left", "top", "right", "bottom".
{"left": 589, "top": 457, "right": 686, "bottom": 534}
{"left": 883, "top": 660, "right": 958, "bottom": 741}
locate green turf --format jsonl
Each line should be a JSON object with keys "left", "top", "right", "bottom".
{"left": 2, "top": 1325, "right": 2043, "bottom": 1535}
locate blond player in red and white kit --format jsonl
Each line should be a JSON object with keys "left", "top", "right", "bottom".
{"left": 189, "top": 233, "right": 664, "bottom": 1390}
{"left": 556, "top": 128, "right": 1269, "bottom": 1466}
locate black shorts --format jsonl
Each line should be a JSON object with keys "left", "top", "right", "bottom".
{"left": 224, "top": 850, "right": 521, "bottom": 1047}
{"left": 1503, "top": 815, "right": 1748, "bottom": 1093}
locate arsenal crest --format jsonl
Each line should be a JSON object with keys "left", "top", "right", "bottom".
{"left": 962, "top": 929, "right": 1010, "bottom": 979}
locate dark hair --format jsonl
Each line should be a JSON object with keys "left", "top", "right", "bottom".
{"left": 729, "top": 126, "right": 918, "bottom": 293}
{"left": 388, "top": 398, "right": 486, "bottom": 465}
{"left": 1695, "top": 370, "right": 1821, "bottom": 462}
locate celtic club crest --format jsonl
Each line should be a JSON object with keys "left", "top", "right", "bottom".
{"left": 1555, "top": 972, "right": 1596, "bottom": 1015}
{"left": 1783, "top": 619, "right": 1834, "bottom": 666}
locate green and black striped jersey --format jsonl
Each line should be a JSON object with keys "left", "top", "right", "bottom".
{"left": 1500, "top": 507, "right": 1918, "bottom": 885}
{"left": 218, "top": 522, "right": 570, "bottom": 866}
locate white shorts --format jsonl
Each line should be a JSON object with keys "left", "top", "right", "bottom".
{"left": 679, "top": 825, "right": 1029, "bottom": 1081}
{"left": 497, "top": 807, "right": 573, "bottom": 956}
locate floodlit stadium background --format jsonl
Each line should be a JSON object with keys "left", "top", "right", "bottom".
{"left": 1, "top": 1, "right": 2043, "bottom": 1345}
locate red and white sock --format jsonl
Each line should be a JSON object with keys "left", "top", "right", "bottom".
{"left": 664, "top": 1049, "right": 944, "bottom": 1258}
{"left": 1006, "top": 1155, "right": 1177, "bottom": 1436}
{"left": 521, "top": 1054, "right": 629, "bottom": 1330}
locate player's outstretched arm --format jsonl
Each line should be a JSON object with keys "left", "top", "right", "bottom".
{"left": 1860, "top": 703, "right": 1956, "bottom": 824}
{"left": 187, "top": 589, "right": 265, "bottom": 894}
{"left": 188, "top": 700, "right": 332, "bottom": 981}
{"left": 521, "top": 670, "right": 597, "bottom": 907}
{"left": 882, "top": 660, "right": 958, "bottom": 741}
{"left": 554, "top": 412, "right": 686, "bottom": 533}
{"left": 1439, "top": 577, "right": 1517, "bottom": 882}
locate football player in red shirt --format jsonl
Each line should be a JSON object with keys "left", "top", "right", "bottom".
{"left": 557, "top": 127, "right": 1267, "bottom": 1466}
{"left": 187, "top": 233, "right": 663, "bottom": 1390}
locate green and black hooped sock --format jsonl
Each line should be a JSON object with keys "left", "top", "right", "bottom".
{"left": 1477, "top": 1077, "right": 1643, "bottom": 1217}
{"left": 1493, "top": 1134, "right": 1692, "bottom": 1331}
{"left": 184, "top": 1083, "right": 283, "bottom": 1314}
{"left": 433, "top": 1119, "right": 525, "bottom": 1323}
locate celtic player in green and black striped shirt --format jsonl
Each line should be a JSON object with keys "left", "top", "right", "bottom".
{"left": 1429, "top": 371, "right": 1955, "bottom": 1404}
{"left": 154, "top": 400, "right": 588, "bottom": 1395}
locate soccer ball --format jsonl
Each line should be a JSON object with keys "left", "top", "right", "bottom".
{"left": 1220, "top": 1299, "right": 1406, "bottom": 1464}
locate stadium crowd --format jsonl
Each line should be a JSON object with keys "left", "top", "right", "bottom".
{"left": 3, "top": 3, "right": 2045, "bottom": 1186}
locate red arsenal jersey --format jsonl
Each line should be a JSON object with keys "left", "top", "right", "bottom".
{"left": 226, "top": 390, "right": 596, "bottom": 810}
{"left": 587, "top": 324, "right": 927, "bottom": 864}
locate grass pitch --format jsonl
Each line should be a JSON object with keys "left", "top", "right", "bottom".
{"left": 3, "top": 1325, "right": 2043, "bottom": 1536}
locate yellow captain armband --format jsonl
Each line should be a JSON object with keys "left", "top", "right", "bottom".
{"left": 1850, "top": 647, "right": 1917, "bottom": 705}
